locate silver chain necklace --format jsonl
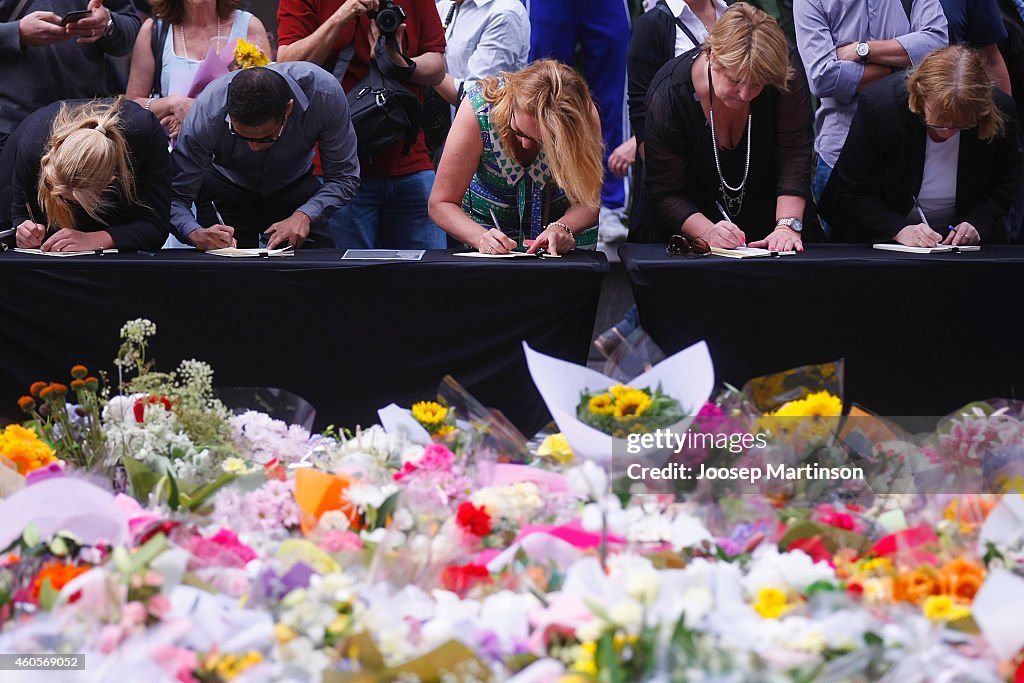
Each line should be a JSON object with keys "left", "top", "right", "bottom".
{"left": 708, "top": 60, "right": 752, "bottom": 216}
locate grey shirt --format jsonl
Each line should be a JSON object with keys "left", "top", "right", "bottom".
{"left": 795, "top": 0, "right": 948, "bottom": 166}
{"left": 436, "top": 0, "right": 530, "bottom": 95}
{"left": 170, "top": 61, "right": 360, "bottom": 239}
{"left": 0, "top": 0, "right": 140, "bottom": 137}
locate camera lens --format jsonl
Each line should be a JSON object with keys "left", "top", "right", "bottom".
{"left": 377, "top": 8, "right": 399, "bottom": 33}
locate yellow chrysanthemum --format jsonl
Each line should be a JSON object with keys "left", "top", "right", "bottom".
{"left": 411, "top": 400, "right": 448, "bottom": 425}
{"left": 211, "top": 651, "right": 264, "bottom": 680}
{"left": 0, "top": 424, "right": 57, "bottom": 475}
{"left": 433, "top": 425, "right": 456, "bottom": 438}
{"left": 588, "top": 394, "right": 615, "bottom": 416}
{"left": 537, "top": 433, "right": 574, "bottom": 464}
{"left": 771, "top": 391, "right": 842, "bottom": 418}
{"left": 752, "top": 587, "right": 791, "bottom": 619}
{"left": 922, "top": 595, "right": 972, "bottom": 622}
{"left": 613, "top": 389, "right": 652, "bottom": 418}
{"left": 232, "top": 38, "right": 269, "bottom": 68}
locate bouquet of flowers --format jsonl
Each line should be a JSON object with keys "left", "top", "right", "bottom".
{"left": 576, "top": 383, "right": 685, "bottom": 438}
{"left": 230, "top": 37, "right": 270, "bottom": 70}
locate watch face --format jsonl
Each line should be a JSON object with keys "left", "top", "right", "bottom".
{"left": 856, "top": 43, "right": 869, "bottom": 57}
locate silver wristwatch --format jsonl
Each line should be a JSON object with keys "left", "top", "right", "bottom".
{"left": 855, "top": 41, "right": 870, "bottom": 64}
{"left": 776, "top": 217, "right": 803, "bottom": 233}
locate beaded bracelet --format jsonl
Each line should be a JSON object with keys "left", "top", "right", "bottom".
{"left": 548, "top": 221, "right": 574, "bottom": 237}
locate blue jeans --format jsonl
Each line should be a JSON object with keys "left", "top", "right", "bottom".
{"left": 812, "top": 155, "right": 833, "bottom": 239}
{"left": 329, "top": 170, "right": 446, "bottom": 250}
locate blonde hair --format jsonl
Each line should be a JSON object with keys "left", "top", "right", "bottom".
{"left": 908, "top": 45, "right": 1006, "bottom": 142}
{"left": 480, "top": 60, "right": 603, "bottom": 211}
{"left": 38, "top": 97, "right": 140, "bottom": 231}
{"left": 705, "top": 2, "right": 793, "bottom": 91}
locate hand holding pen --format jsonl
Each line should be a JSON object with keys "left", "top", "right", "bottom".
{"left": 475, "top": 207, "right": 516, "bottom": 255}
{"left": 699, "top": 200, "right": 745, "bottom": 248}
{"left": 941, "top": 221, "right": 981, "bottom": 247}
{"left": 895, "top": 196, "right": 944, "bottom": 248}
{"left": 15, "top": 202, "right": 47, "bottom": 249}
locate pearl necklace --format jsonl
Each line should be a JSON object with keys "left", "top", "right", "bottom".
{"left": 180, "top": 15, "right": 222, "bottom": 60}
{"left": 707, "top": 59, "right": 752, "bottom": 217}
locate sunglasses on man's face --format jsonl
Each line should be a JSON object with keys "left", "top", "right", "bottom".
{"left": 228, "top": 118, "right": 285, "bottom": 144}
{"left": 666, "top": 234, "right": 711, "bottom": 257}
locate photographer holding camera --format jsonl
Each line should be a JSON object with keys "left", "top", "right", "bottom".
{"left": 278, "top": 0, "right": 448, "bottom": 251}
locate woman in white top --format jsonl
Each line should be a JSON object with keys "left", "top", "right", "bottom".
{"left": 126, "top": 0, "right": 270, "bottom": 141}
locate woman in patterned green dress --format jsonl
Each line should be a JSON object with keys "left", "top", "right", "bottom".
{"left": 428, "top": 59, "right": 604, "bottom": 256}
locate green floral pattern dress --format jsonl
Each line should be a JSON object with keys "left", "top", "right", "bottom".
{"left": 460, "top": 81, "right": 598, "bottom": 249}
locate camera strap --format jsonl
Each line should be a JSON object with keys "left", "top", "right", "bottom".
{"left": 375, "top": 34, "right": 416, "bottom": 81}
{"left": 331, "top": 17, "right": 360, "bottom": 84}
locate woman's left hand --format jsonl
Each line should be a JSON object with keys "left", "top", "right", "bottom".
{"left": 749, "top": 226, "right": 803, "bottom": 253}
{"left": 41, "top": 228, "right": 113, "bottom": 252}
{"left": 942, "top": 222, "right": 980, "bottom": 246}
{"left": 527, "top": 224, "right": 576, "bottom": 256}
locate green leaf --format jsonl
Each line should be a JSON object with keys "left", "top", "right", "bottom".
{"left": 22, "top": 523, "right": 41, "bottom": 549}
{"left": 129, "top": 533, "right": 168, "bottom": 575}
{"left": 164, "top": 468, "right": 180, "bottom": 511}
{"left": 372, "top": 491, "right": 400, "bottom": 530}
{"left": 39, "top": 578, "right": 60, "bottom": 611}
{"left": 597, "top": 631, "right": 625, "bottom": 683}
{"left": 122, "top": 457, "right": 161, "bottom": 502}
{"left": 48, "top": 536, "right": 69, "bottom": 557}
{"left": 184, "top": 473, "right": 238, "bottom": 512}
{"left": 863, "top": 632, "right": 883, "bottom": 646}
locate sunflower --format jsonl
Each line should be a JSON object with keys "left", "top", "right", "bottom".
{"left": 613, "top": 389, "right": 653, "bottom": 418}
{"left": 588, "top": 393, "right": 615, "bottom": 416}
{"left": 411, "top": 400, "right": 448, "bottom": 425}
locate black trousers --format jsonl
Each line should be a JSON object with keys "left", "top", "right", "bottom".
{"left": 194, "top": 170, "right": 334, "bottom": 248}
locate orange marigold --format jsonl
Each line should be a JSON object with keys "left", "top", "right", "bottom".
{"left": 70, "top": 379, "right": 86, "bottom": 391}
{"left": 70, "top": 365, "right": 88, "bottom": 379}
{"left": 84, "top": 377, "right": 100, "bottom": 391}
{"left": 49, "top": 383, "right": 68, "bottom": 397}
{"left": 937, "top": 557, "right": 986, "bottom": 603}
{"left": 29, "top": 381, "right": 47, "bottom": 398}
{"left": 0, "top": 424, "right": 57, "bottom": 475}
{"left": 17, "top": 396, "right": 35, "bottom": 411}
{"left": 893, "top": 567, "right": 938, "bottom": 604}
{"left": 30, "top": 561, "right": 91, "bottom": 602}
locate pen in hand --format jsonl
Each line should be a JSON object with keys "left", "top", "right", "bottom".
{"left": 912, "top": 196, "right": 930, "bottom": 228}
{"left": 210, "top": 201, "right": 237, "bottom": 248}
{"left": 715, "top": 200, "right": 733, "bottom": 224}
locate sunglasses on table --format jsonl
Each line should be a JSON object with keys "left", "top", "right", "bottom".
{"left": 666, "top": 234, "right": 711, "bottom": 257}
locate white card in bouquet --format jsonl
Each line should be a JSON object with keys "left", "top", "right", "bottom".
{"left": 972, "top": 568, "right": 1024, "bottom": 659}
{"left": 979, "top": 494, "right": 1024, "bottom": 547}
{"left": 522, "top": 340, "right": 715, "bottom": 463}
{"left": 378, "top": 402, "right": 432, "bottom": 444}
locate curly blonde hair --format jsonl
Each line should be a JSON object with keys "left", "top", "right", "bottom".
{"left": 908, "top": 45, "right": 1006, "bottom": 142}
{"left": 38, "top": 98, "right": 140, "bottom": 231}
{"left": 480, "top": 60, "right": 603, "bottom": 210}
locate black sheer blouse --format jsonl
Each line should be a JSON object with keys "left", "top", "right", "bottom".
{"left": 642, "top": 47, "right": 813, "bottom": 244}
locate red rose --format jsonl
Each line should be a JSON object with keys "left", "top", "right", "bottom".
{"left": 456, "top": 502, "right": 492, "bottom": 537}
{"left": 134, "top": 395, "right": 173, "bottom": 423}
{"left": 441, "top": 563, "right": 492, "bottom": 596}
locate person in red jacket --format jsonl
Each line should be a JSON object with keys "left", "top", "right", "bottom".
{"left": 277, "top": 0, "right": 448, "bottom": 250}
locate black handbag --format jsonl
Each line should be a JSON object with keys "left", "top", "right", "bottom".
{"left": 346, "top": 35, "right": 422, "bottom": 156}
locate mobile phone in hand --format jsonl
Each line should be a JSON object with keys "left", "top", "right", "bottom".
{"left": 60, "top": 10, "right": 92, "bottom": 26}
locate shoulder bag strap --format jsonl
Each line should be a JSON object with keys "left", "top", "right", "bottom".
{"left": 656, "top": 0, "right": 701, "bottom": 48}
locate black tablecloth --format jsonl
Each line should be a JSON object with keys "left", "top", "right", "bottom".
{"left": 0, "top": 250, "right": 607, "bottom": 435}
{"left": 620, "top": 243, "right": 1024, "bottom": 416}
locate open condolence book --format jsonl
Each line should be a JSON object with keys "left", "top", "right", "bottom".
{"left": 207, "top": 247, "right": 294, "bottom": 258}
{"left": 872, "top": 244, "right": 981, "bottom": 254}
{"left": 13, "top": 248, "right": 118, "bottom": 257}
{"left": 710, "top": 246, "right": 797, "bottom": 258}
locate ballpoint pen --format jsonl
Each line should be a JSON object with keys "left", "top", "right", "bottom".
{"left": 210, "top": 201, "right": 237, "bottom": 248}
{"left": 715, "top": 200, "right": 733, "bottom": 224}
{"left": 912, "top": 196, "right": 930, "bottom": 227}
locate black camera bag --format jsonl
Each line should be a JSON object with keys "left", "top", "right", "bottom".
{"left": 346, "top": 34, "right": 422, "bottom": 156}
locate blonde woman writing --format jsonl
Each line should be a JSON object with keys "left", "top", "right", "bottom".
{"left": 428, "top": 59, "right": 604, "bottom": 256}
{"left": 6, "top": 98, "right": 171, "bottom": 252}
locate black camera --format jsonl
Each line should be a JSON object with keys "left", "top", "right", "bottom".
{"left": 370, "top": 0, "right": 406, "bottom": 35}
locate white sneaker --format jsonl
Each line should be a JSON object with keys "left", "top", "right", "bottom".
{"left": 599, "top": 206, "right": 629, "bottom": 244}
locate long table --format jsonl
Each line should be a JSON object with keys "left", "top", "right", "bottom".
{"left": 620, "top": 243, "right": 1024, "bottom": 416}
{"left": 0, "top": 250, "right": 607, "bottom": 435}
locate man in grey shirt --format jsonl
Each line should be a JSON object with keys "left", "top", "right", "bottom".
{"left": 171, "top": 62, "right": 360, "bottom": 250}
{"left": 795, "top": 0, "right": 947, "bottom": 216}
